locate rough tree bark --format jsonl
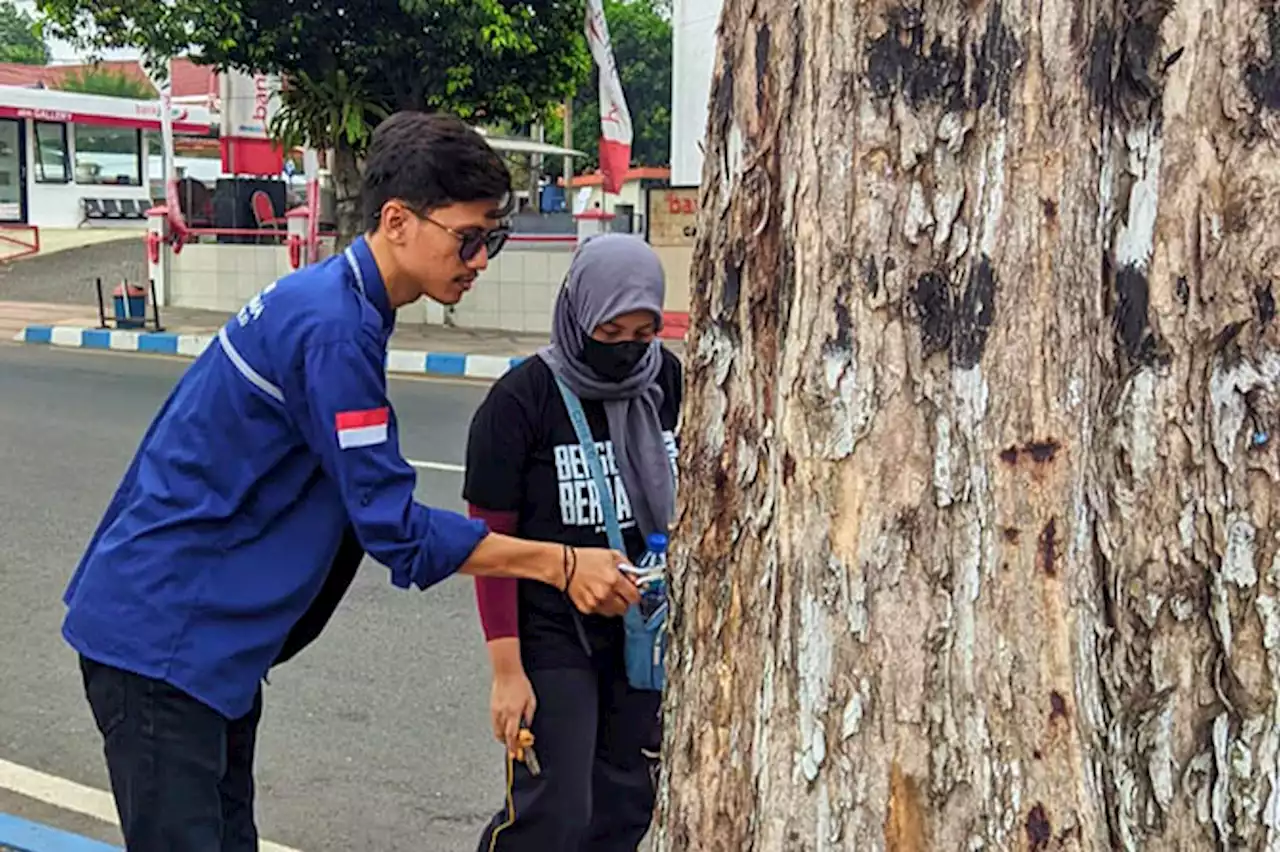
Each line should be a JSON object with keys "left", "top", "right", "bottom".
{"left": 331, "top": 139, "right": 363, "bottom": 251}
{"left": 659, "top": 1, "right": 1280, "bottom": 850}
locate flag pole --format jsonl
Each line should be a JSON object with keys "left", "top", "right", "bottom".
{"left": 562, "top": 96, "right": 573, "bottom": 211}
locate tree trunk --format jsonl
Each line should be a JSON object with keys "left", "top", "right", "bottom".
{"left": 332, "top": 138, "right": 363, "bottom": 251}
{"left": 659, "top": 1, "right": 1280, "bottom": 850}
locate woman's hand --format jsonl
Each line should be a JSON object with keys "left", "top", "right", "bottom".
{"left": 491, "top": 667, "right": 537, "bottom": 756}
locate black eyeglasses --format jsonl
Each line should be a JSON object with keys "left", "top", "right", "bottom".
{"left": 419, "top": 212, "right": 510, "bottom": 262}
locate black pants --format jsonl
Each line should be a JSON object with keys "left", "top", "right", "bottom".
{"left": 79, "top": 657, "right": 262, "bottom": 852}
{"left": 477, "top": 662, "right": 661, "bottom": 851}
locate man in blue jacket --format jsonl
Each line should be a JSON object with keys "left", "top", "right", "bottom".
{"left": 62, "top": 111, "right": 640, "bottom": 852}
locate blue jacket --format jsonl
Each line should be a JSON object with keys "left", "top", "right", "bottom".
{"left": 62, "top": 236, "right": 489, "bottom": 719}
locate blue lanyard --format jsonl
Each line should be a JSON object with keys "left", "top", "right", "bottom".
{"left": 553, "top": 376, "right": 625, "bottom": 553}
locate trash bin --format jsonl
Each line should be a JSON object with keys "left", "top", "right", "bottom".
{"left": 112, "top": 283, "right": 147, "bottom": 329}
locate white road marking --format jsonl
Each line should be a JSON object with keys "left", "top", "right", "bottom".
{"left": 0, "top": 756, "right": 304, "bottom": 851}
{"left": 408, "top": 459, "right": 464, "bottom": 473}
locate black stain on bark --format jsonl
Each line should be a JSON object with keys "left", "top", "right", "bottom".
{"left": 1003, "top": 527, "right": 1020, "bottom": 543}
{"left": 1085, "top": 1, "right": 1176, "bottom": 118}
{"left": 1256, "top": 282, "right": 1276, "bottom": 325}
{"left": 912, "top": 270, "right": 952, "bottom": 357}
{"left": 1114, "top": 263, "right": 1162, "bottom": 365}
{"left": 782, "top": 451, "right": 796, "bottom": 484}
{"left": 1027, "top": 804, "right": 1052, "bottom": 850}
{"left": 754, "top": 23, "right": 771, "bottom": 115}
{"left": 911, "top": 257, "right": 997, "bottom": 368}
{"left": 1086, "top": 23, "right": 1115, "bottom": 108}
{"left": 971, "top": 2, "right": 1021, "bottom": 116}
{"left": 1246, "top": 5, "right": 1280, "bottom": 111}
{"left": 951, "top": 256, "right": 996, "bottom": 369}
{"left": 1175, "top": 275, "right": 1189, "bottom": 307}
{"left": 1042, "top": 198, "right": 1058, "bottom": 219}
{"left": 1002, "top": 441, "right": 1061, "bottom": 465}
{"left": 1024, "top": 440, "right": 1060, "bottom": 463}
{"left": 1214, "top": 320, "right": 1246, "bottom": 354}
{"left": 1049, "top": 690, "right": 1069, "bottom": 721}
{"left": 722, "top": 255, "right": 742, "bottom": 318}
{"left": 866, "top": 7, "right": 963, "bottom": 109}
{"left": 1039, "top": 519, "right": 1058, "bottom": 577}
{"left": 832, "top": 299, "right": 853, "bottom": 350}
{"left": 862, "top": 256, "right": 879, "bottom": 297}
{"left": 866, "top": 4, "right": 1021, "bottom": 116}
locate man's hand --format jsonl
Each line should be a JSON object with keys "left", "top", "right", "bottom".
{"left": 567, "top": 547, "right": 639, "bottom": 616}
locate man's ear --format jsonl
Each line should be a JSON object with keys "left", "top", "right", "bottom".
{"left": 378, "top": 201, "right": 412, "bottom": 243}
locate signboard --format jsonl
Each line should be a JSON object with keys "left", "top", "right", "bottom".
{"left": 219, "top": 69, "right": 283, "bottom": 175}
{"left": 647, "top": 187, "right": 699, "bottom": 247}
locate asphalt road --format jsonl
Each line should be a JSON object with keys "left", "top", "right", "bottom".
{"left": 0, "top": 343, "right": 511, "bottom": 850}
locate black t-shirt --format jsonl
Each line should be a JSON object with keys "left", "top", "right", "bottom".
{"left": 463, "top": 350, "right": 681, "bottom": 670}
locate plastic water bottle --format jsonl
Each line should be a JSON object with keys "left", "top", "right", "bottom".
{"left": 636, "top": 533, "right": 667, "bottom": 618}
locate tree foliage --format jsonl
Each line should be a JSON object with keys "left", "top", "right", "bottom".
{"left": 0, "top": 0, "right": 49, "bottom": 65}
{"left": 546, "top": 0, "right": 672, "bottom": 170}
{"left": 34, "top": 0, "right": 591, "bottom": 157}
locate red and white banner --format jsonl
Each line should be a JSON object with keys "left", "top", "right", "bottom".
{"left": 585, "top": 0, "right": 632, "bottom": 194}
{"left": 219, "top": 69, "right": 284, "bottom": 176}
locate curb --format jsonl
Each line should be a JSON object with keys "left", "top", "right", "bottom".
{"left": 0, "top": 813, "right": 120, "bottom": 852}
{"left": 13, "top": 326, "right": 525, "bottom": 381}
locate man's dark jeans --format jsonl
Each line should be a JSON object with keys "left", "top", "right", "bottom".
{"left": 79, "top": 656, "right": 262, "bottom": 852}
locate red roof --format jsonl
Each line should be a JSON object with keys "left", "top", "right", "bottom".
{"left": 0, "top": 58, "right": 215, "bottom": 99}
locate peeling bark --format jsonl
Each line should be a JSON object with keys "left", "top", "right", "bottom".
{"left": 658, "top": 1, "right": 1280, "bottom": 850}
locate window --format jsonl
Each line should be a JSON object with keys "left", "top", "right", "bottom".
{"left": 34, "top": 122, "right": 69, "bottom": 184}
{"left": 73, "top": 125, "right": 141, "bottom": 186}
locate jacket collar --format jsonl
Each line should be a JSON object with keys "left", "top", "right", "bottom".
{"left": 344, "top": 236, "right": 396, "bottom": 332}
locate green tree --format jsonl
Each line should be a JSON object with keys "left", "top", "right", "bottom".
{"left": 56, "top": 66, "right": 155, "bottom": 99}
{"left": 546, "top": 0, "right": 672, "bottom": 173}
{"left": 0, "top": 0, "right": 49, "bottom": 64}
{"left": 35, "top": 0, "right": 590, "bottom": 244}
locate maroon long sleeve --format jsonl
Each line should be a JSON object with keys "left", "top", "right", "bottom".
{"left": 470, "top": 504, "right": 520, "bottom": 641}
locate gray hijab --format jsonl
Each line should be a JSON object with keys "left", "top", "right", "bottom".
{"left": 538, "top": 233, "right": 674, "bottom": 539}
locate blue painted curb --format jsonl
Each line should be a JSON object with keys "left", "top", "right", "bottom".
{"left": 0, "top": 813, "right": 120, "bottom": 852}
{"left": 14, "top": 325, "right": 524, "bottom": 381}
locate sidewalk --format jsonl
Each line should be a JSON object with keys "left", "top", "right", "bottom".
{"left": 7, "top": 301, "right": 687, "bottom": 380}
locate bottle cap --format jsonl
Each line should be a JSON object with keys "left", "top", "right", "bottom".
{"left": 646, "top": 532, "right": 669, "bottom": 553}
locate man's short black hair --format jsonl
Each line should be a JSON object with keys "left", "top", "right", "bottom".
{"left": 361, "top": 111, "right": 513, "bottom": 232}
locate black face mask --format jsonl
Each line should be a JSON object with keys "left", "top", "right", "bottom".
{"left": 582, "top": 335, "right": 649, "bottom": 382}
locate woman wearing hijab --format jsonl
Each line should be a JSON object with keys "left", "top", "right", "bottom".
{"left": 466, "top": 233, "right": 679, "bottom": 851}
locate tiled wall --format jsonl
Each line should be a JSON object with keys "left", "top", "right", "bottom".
{"left": 167, "top": 244, "right": 296, "bottom": 313}
{"left": 444, "top": 244, "right": 573, "bottom": 334}
{"left": 165, "top": 240, "right": 575, "bottom": 334}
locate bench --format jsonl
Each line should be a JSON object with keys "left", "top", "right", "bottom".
{"left": 82, "top": 198, "right": 150, "bottom": 223}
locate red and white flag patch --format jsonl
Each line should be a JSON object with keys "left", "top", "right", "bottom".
{"left": 335, "top": 407, "right": 389, "bottom": 449}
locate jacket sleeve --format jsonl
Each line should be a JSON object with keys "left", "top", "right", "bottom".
{"left": 284, "top": 337, "right": 488, "bottom": 590}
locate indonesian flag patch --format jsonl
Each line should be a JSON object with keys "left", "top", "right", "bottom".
{"left": 336, "top": 407, "right": 389, "bottom": 449}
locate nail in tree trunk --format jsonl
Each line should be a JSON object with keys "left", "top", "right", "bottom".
{"left": 658, "top": 1, "right": 1280, "bottom": 849}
